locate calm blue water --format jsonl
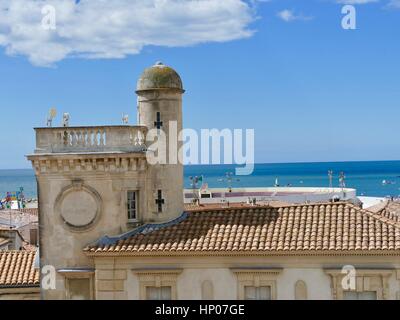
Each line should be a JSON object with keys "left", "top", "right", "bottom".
{"left": 0, "top": 169, "right": 37, "bottom": 199}
{"left": 1, "top": 161, "right": 400, "bottom": 199}
{"left": 184, "top": 161, "right": 400, "bottom": 198}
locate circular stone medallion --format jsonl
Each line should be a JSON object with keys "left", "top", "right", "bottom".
{"left": 60, "top": 190, "right": 98, "bottom": 228}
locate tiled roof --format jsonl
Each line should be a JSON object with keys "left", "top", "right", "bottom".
{"left": 0, "top": 210, "right": 38, "bottom": 229}
{"left": 0, "top": 250, "right": 39, "bottom": 288}
{"left": 375, "top": 201, "right": 400, "bottom": 224}
{"left": 86, "top": 203, "right": 400, "bottom": 255}
{"left": 22, "top": 243, "right": 38, "bottom": 252}
{"left": 13, "top": 208, "right": 39, "bottom": 216}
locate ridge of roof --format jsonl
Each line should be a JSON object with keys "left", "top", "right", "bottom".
{"left": 358, "top": 202, "right": 400, "bottom": 228}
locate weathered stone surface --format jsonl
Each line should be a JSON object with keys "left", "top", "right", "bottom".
{"left": 26, "top": 62, "right": 185, "bottom": 299}
{"left": 136, "top": 62, "right": 183, "bottom": 92}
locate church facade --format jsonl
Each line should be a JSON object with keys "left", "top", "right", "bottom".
{"left": 27, "top": 63, "right": 400, "bottom": 300}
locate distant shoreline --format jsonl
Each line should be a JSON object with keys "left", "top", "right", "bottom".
{"left": 1, "top": 161, "right": 400, "bottom": 199}
{"left": 1, "top": 159, "right": 400, "bottom": 171}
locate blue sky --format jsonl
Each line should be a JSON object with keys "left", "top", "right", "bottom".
{"left": 0, "top": 0, "right": 399, "bottom": 169}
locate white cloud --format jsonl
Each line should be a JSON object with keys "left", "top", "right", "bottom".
{"left": 277, "top": 9, "right": 312, "bottom": 22}
{"left": 0, "top": 0, "right": 257, "bottom": 67}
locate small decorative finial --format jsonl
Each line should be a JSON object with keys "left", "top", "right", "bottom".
{"left": 155, "top": 61, "right": 164, "bottom": 66}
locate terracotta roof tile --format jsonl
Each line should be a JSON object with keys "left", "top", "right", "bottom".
{"left": 86, "top": 203, "right": 400, "bottom": 255}
{"left": 0, "top": 250, "right": 39, "bottom": 287}
{"left": 373, "top": 201, "right": 400, "bottom": 224}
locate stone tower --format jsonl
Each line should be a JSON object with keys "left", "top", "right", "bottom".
{"left": 27, "top": 62, "right": 185, "bottom": 299}
{"left": 137, "top": 61, "right": 185, "bottom": 222}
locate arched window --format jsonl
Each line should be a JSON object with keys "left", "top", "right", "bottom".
{"left": 295, "top": 280, "right": 307, "bottom": 300}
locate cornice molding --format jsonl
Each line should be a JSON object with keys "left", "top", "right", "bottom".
{"left": 132, "top": 268, "right": 183, "bottom": 276}
{"left": 29, "top": 155, "right": 148, "bottom": 175}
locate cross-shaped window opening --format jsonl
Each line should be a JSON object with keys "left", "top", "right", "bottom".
{"left": 155, "top": 190, "right": 165, "bottom": 213}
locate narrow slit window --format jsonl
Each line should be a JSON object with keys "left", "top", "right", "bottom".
{"left": 154, "top": 112, "right": 163, "bottom": 129}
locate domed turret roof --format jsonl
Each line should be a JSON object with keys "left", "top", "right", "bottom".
{"left": 136, "top": 61, "right": 183, "bottom": 92}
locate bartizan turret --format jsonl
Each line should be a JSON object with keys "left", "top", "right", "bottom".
{"left": 136, "top": 61, "right": 184, "bottom": 222}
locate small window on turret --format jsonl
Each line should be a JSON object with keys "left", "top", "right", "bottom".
{"left": 127, "top": 191, "right": 138, "bottom": 220}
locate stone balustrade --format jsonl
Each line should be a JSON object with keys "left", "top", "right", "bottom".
{"left": 34, "top": 125, "right": 148, "bottom": 154}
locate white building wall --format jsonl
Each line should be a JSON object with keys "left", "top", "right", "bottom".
{"left": 185, "top": 187, "right": 357, "bottom": 205}
{"left": 124, "top": 265, "right": 400, "bottom": 300}
{"left": 277, "top": 268, "right": 332, "bottom": 300}
{"left": 177, "top": 269, "right": 237, "bottom": 300}
{"left": 126, "top": 270, "right": 140, "bottom": 300}
{"left": 125, "top": 267, "right": 334, "bottom": 300}
{"left": 386, "top": 273, "right": 399, "bottom": 300}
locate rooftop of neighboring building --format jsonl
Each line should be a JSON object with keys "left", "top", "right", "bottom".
{"left": 85, "top": 202, "right": 400, "bottom": 256}
{"left": 0, "top": 227, "right": 38, "bottom": 251}
{"left": 0, "top": 250, "right": 39, "bottom": 288}
{"left": 368, "top": 200, "right": 400, "bottom": 224}
{"left": 0, "top": 237, "right": 10, "bottom": 248}
{"left": 0, "top": 209, "right": 38, "bottom": 229}
{"left": 184, "top": 200, "right": 294, "bottom": 212}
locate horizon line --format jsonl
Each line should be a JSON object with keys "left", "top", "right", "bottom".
{"left": 2, "top": 159, "right": 400, "bottom": 171}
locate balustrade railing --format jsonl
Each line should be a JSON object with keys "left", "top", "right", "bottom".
{"left": 34, "top": 126, "right": 147, "bottom": 153}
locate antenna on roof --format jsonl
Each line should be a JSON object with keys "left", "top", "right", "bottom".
{"left": 62, "top": 113, "right": 70, "bottom": 127}
{"left": 122, "top": 113, "right": 129, "bottom": 125}
{"left": 328, "top": 170, "right": 333, "bottom": 189}
{"left": 189, "top": 176, "right": 201, "bottom": 205}
{"left": 339, "top": 171, "right": 346, "bottom": 196}
{"left": 339, "top": 171, "right": 346, "bottom": 188}
{"left": 46, "top": 108, "right": 57, "bottom": 127}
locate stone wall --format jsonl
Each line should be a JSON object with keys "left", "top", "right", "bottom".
{"left": 95, "top": 258, "right": 128, "bottom": 300}
{"left": 91, "top": 255, "right": 400, "bottom": 300}
{"left": 0, "top": 288, "right": 40, "bottom": 300}
{"left": 32, "top": 154, "right": 148, "bottom": 299}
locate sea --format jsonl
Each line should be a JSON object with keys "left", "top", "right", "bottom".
{"left": 1, "top": 161, "right": 400, "bottom": 199}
